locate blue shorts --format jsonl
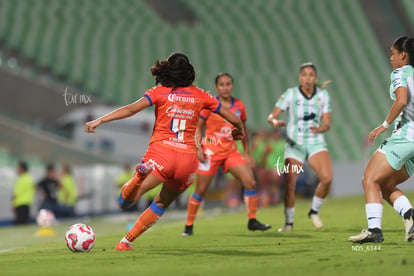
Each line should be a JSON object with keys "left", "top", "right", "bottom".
{"left": 378, "top": 134, "right": 414, "bottom": 176}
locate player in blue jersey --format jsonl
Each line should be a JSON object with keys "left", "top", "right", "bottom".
{"left": 267, "top": 63, "right": 332, "bottom": 231}
{"left": 349, "top": 36, "right": 414, "bottom": 243}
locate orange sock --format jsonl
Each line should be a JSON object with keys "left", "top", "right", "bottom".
{"left": 125, "top": 201, "right": 165, "bottom": 243}
{"left": 186, "top": 193, "right": 203, "bottom": 226}
{"left": 120, "top": 173, "right": 143, "bottom": 202}
{"left": 243, "top": 189, "right": 258, "bottom": 219}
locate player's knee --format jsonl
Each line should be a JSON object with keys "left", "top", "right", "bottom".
{"left": 194, "top": 187, "right": 207, "bottom": 198}
{"left": 320, "top": 174, "right": 332, "bottom": 186}
{"left": 285, "top": 181, "right": 296, "bottom": 192}
{"left": 361, "top": 176, "right": 367, "bottom": 188}
{"left": 153, "top": 200, "right": 169, "bottom": 209}
{"left": 241, "top": 174, "right": 256, "bottom": 190}
{"left": 361, "top": 174, "right": 377, "bottom": 189}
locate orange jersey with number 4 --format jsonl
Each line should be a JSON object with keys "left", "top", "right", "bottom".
{"left": 201, "top": 96, "right": 246, "bottom": 157}
{"left": 144, "top": 85, "right": 221, "bottom": 153}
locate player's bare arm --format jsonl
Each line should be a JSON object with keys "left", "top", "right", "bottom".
{"left": 267, "top": 107, "right": 286, "bottom": 128}
{"left": 369, "top": 87, "right": 407, "bottom": 142}
{"left": 195, "top": 118, "right": 207, "bottom": 162}
{"left": 218, "top": 107, "right": 245, "bottom": 139}
{"left": 84, "top": 97, "right": 150, "bottom": 133}
{"left": 310, "top": 112, "right": 331, "bottom": 134}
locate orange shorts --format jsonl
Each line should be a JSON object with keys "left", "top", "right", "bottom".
{"left": 197, "top": 150, "right": 247, "bottom": 176}
{"left": 141, "top": 143, "right": 198, "bottom": 191}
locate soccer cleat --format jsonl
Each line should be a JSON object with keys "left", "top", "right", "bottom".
{"left": 248, "top": 219, "right": 272, "bottom": 231}
{"left": 116, "top": 242, "right": 133, "bottom": 251}
{"left": 308, "top": 210, "right": 323, "bottom": 229}
{"left": 404, "top": 209, "right": 414, "bottom": 242}
{"left": 118, "top": 195, "right": 137, "bottom": 210}
{"left": 348, "top": 228, "right": 384, "bottom": 243}
{"left": 182, "top": 225, "right": 193, "bottom": 237}
{"left": 135, "top": 162, "right": 153, "bottom": 180}
{"left": 278, "top": 223, "right": 293, "bottom": 232}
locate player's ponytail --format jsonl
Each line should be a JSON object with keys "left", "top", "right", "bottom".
{"left": 151, "top": 53, "right": 195, "bottom": 88}
{"left": 315, "top": 80, "right": 332, "bottom": 89}
{"left": 299, "top": 62, "right": 331, "bottom": 89}
{"left": 403, "top": 37, "right": 414, "bottom": 67}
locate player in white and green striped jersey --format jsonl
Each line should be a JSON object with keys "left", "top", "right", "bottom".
{"left": 267, "top": 62, "right": 332, "bottom": 232}
{"left": 350, "top": 36, "right": 414, "bottom": 244}
{"left": 275, "top": 80, "right": 331, "bottom": 145}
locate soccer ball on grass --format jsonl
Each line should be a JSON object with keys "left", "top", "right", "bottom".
{"left": 65, "top": 223, "right": 96, "bottom": 252}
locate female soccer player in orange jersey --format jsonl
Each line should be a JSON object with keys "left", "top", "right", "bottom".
{"left": 85, "top": 53, "right": 244, "bottom": 251}
{"left": 182, "top": 73, "right": 271, "bottom": 236}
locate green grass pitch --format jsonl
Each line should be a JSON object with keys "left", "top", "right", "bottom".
{"left": 1, "top": 193, "right": 413, "bottom": 275}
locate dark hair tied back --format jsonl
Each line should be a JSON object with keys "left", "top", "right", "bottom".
{"left": 403, "top": 37, "right": 414, "bottom": 66}
{"left": 151, "top": 53, "right": 195, "bottom": 88}
{"left": 392, "top": 36, "right": 408, "bottom": 53}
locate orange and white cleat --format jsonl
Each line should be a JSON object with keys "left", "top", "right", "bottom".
{"left": 116, "top": 242, "right": 133, "bottom": 251}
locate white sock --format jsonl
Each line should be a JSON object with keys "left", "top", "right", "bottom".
{"left": 311, "top": 196, "right": 325, "bottom": 212}
{"left": 366, "top": 203, "right": 383, "bottom": 230}
{"left": 120, "top": 237, "right": 132, "bottom": 245}
{"left": 285, "top": 207, "right": 295, "bottom": 224}
{"left": 393, "top": 196, "right": 413, "bottom": 217}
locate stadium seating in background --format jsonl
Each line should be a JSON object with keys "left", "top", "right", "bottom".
{"left": 401, "top": 0, "right": 414, "bottom": 25}
{"left": 0, "top": 0, "right": 395, "bottom": 160}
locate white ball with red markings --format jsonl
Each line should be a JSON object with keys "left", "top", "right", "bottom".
{"left": 65, "top": 223, "right": 96, "bottom": 252}
{"left": 36, "top": 209, "right": 55, "bottom": 227}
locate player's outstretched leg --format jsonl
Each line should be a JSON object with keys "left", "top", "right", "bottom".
{"left": 390, "top": 194, "right": 414, "bottom": 242}
{"left": 116, "top": 201, "right": 165, "bottom": 251}
{"left": 118, "top": 162, "right": 153, "bottom": 210}
{"left": 381, "top": 176, "right": 413, "bottom": 241}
